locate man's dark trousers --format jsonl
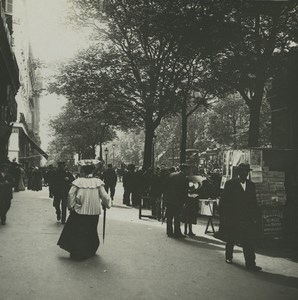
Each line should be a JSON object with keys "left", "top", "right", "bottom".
{"left": 53, "top": 196, "right": 67, "bottom": 223}
{"left": 0, "top": 198, "right": 11, "bottom": 223}
{"left": 105, "top": 184, "right": 115, "bottom": 200}
{"left": 166, "top": 205, "right": 183, "bottom": 236}
{"left": 225, "top": 222, "right": 256, "bottom": 267}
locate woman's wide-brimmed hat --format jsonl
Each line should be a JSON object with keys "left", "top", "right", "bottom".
{"left": 77, "top": 159, "right": 101, "bottom": 166}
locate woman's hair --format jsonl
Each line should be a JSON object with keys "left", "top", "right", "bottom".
{"left": 81, "top": 164, "right": 95, "bottom": 176}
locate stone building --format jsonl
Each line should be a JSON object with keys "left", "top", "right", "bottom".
{"left": 5, "top": 0, "right": 48, "bottom": 169}
{"left": 0, "top": 0, "right": 19, "bottom": 163}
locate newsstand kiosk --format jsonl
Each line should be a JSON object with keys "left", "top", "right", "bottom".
{"left": 220, "top": 148, "right": 294, "bottom": 242}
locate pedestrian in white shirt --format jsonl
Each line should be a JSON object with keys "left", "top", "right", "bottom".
{"left": 57, "top": 164, "right": 111, "bottom": 260}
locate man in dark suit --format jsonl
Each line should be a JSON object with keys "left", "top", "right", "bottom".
{"left": 52, "top": 162, "right": 75, "bottom": 224}
{"left": 102, "top": 164, "right": 117, "bottom": 203}
{"left": 122, "top": 164, "right": 136, "bottom": 206}
{"left": 220, "top": 163, "right": 261, "bottom": 271}
{"left": 163, "top": 164, "right": 191, "bottom": 238}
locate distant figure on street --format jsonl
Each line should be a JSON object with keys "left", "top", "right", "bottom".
{"left": 117, "top": 163, "right": 126, "bottom": 182}
{"left": 31, "top": 167, "right": 43, "bottom": 191}
{"left": 147, "top": 167, "right": 163, "bottom": 220}
{"left": 27, "top": 167, "right": 34, "bottom": 190}
{"left": 18, "top": 164, "right": 26, "bottom": 191}
{"left": 220, "top": 163, "right": 262, "bottom": 272}
{"left": 163, "top": 163, "right": 191, "bottom": 238}
{"left": 0, "top": 163, "right": 14, "bottom": 225}
{"left": 11, "top": 159, "right": 21, "bottom": 192}
{"left": 102, "top": 164, "right": 117, "bottom": 203}
{"left": 181, "top": 176, "right": 206, "bottom": 237}
{"left": 57, "top": 164, "right": 111, "bottom": 261}
{"left": 45, "top": 164, "right": 55, "bottom": 198}
{"left": 52, "top": 162, "right": 75, "bottom": 224}
{"left": 123, "top": 164, "right": 136, "bottom": 206}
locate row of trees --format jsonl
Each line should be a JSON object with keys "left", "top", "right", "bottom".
{"left": 48, "top": 0, "right": 297, "bottom": 169}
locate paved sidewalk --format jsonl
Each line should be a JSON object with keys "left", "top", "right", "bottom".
{"left": 0, "top": 184, "right": 297, "bottom": 300}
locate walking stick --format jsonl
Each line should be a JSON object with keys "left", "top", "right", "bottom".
{"left": 103, "top": 207, "right": 106, "bottom": 244}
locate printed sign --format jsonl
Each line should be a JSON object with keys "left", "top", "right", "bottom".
{"left": 261, "top": 207, "right": 284, "bottom": 237}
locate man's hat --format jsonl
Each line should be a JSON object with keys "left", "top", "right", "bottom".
{"left": 237, "top": 163, "right": 252, "bottom": 171}
{"left": 57, "top": 161, "right": 66, "bottom": 166}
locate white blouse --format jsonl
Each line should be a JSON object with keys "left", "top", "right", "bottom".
{"left": 68, "top": 177, "right": 111, "bottom": 215}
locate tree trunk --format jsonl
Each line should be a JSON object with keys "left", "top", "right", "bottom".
{"left": 143, "top": 120, "right": 155, "bottom": 170}
{"left": 99, "top": 142, "right": 103, "bottom": 160}
{"left": 82, "top": 147, "right": 96, "bottom": 159}
{"left": 248, "top": 100, "right": 262, "bottom": 147}
{"left": 180, "top": 99, "right": 188, "bottom": 164}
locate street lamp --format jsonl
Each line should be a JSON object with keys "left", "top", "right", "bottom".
{"left": 104, "top": 147, "right": 109, "bottom": 168}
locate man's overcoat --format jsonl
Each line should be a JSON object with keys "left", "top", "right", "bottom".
{"left": 220, "top": 178, "right": 258, "bottom": 239}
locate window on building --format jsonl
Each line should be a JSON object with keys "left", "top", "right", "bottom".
{"left": 5, "top": 0, "right": 13, "bottom": 15}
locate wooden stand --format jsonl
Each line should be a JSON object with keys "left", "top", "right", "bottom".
{"left": 139, "top": 195, "right": 156, "bottom": 220}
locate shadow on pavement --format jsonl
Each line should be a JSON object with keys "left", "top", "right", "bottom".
{"left": 172, "top": 234, "right": 242, "bottom": 254}
{"left": 255, "top": 240, "right": 298, "bottom": 263}
{"left": 57, "top": 254, "right": 106, "bottom": 269}
{"left": 231, "top": 263, "right": 298, "bottom": 290}
{"left": 200, "top": 232, "right": 298, "bottom": 263}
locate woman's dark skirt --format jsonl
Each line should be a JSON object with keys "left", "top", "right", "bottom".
{"left": 181, "top": 197, "right": 199, "bottom": 224}
{"left": 57, "top": 211, "right": 100, "bottom": 259}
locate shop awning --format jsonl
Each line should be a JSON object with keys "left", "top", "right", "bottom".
{"left": 23, "top": 133, "right": 49, "bottom": 159}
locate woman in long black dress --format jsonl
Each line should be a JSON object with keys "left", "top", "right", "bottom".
{"left": 57, "top": 164, "right": 111, "bottom": 260}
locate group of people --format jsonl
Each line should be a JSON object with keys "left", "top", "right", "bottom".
{"left": 0, "top": 159, "right": 28, "bottom": 225}
{"left": 0, "top": 158, "right": 53, "bottom": 225}
{"left": 161, "top": 162, "right": 262, "bottom": 272}
{"left": 1, "top": 156, "right": 262, "bottom": 271}
{"left": 118, "top": 162, "right": 261, "bottom": 272}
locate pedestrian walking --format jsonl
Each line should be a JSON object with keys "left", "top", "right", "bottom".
{"left": 27, "top": 167, "right": 33, "bottom": 190}
{"left": 57, "top": 164, "right": 111, "bottom": 261}
{"left": 118, "top": 163, "right": 126, "bottom": 182}
{"left": 163, "top": 163, "right": 191, "bottom": 238}
{"left": 102, "top": 164, "right": 117, "bottom": 203}
{"left": 0, "top": 163, "right": 14, "bottom": 225}
{"left": 52, "top": 162, "right": 75, "bottom": 224}
{"left": 220, "top": 163, "right": 262, "bottom": 272}
{"left": 45, "top": 164, "right": 55, "bottom": 198}
{"left": 123, "top": 164, "right": 136, "bottom": 206}
{"left": 17, "top": 164, "right": 25, "bottom": 191}
{"left": 11, "top": 159, "right": 21, "bottom": 192}
{"left": 31, "top": 167, "right": 43, "bottom": 191}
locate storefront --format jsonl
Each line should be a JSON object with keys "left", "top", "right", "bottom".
{"left": 8, "top": 123, "right": 48, "bottom": 171}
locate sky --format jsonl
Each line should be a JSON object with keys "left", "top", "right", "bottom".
{"left": 25, "top": 0, "right": 91, "bottom": 154}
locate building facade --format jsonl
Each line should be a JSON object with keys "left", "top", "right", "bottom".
{"left": 5, "top": 0, "right": 48, "bottom": 169}
{"left": 0, "top": 0, "right": 19, "bottom": 163}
